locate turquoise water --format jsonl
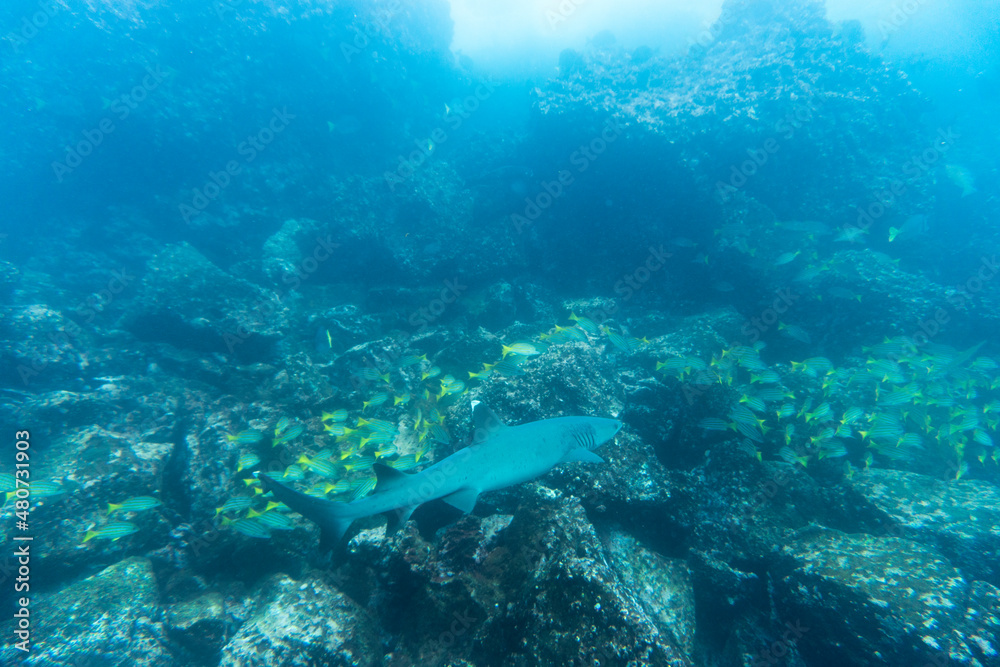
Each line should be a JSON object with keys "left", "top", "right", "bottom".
{"left": 1, "top": 1, "right": 999, "bottom": 665}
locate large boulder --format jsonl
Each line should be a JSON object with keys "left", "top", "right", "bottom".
{"left": 219, "top": 572, "right": 382, "bottom": 667}
{"left": 124, "top": 243, "right": 290, "bottom": 363}
{"left": 772, "top": 526, "right": 990, "bottom": 665}
{"left": 0, "top": 557, "right": 172, "bottom": 665}
{"left": 848, "top": 468, "right": 1000, "bottom": 588}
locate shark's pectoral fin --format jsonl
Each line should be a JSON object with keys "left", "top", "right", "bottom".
{"left": 561, "top": 448, "right": 605, "bottom": 464}
{"left": 441, "top": 487, "right": 480, "bottom": 513}
{"left": 385, "top": 505, "right": 417, "bottom": 535}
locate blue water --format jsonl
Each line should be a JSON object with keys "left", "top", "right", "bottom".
{"left": 1, "top": 0, "right": 999, "bottom": 665}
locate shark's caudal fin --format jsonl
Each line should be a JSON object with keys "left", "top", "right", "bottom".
{"left": 256, "top": 473, "right": 354, "bottom": 552}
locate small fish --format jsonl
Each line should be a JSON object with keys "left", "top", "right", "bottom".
{"left": 0, "top": 473, "right": 14, "bottom": 494}
{"left": 569, "top": 312, "right": 599, "bottom": 335}
{"left": 492, "top": 358, "right": 528, "bottom": 377}
{"left": 751, "top": 370, "right": 782, "bottom": 384}
{"left": 83, "top": 521, "right": 138, "bottom": 542}
{"left": 237, "top": 452, "right": 261, "bottom": 472}
{"left": 226, "top": 429, "right": 264, "bottom": 445}
{"left": 834, "top": 226, "right": 867, "bottom": 243}
{"left": 275, "top": 417, "right": 291, "bottom": 436}
{"left": 698, "top": 418, "right": 731, "bottom": 431}
{"left": 357, "top": 367, "right": 390, "bottom": 383}
{"left": 375, "top": 442, "right": 399, "bottom": 459}
{"left": 6, "top": 480, "right": 65, "bottom": 502}
{"left": 826, "top": 286, "right": 861, "bottom": 302}
{"left": 351, "top": 476, "right": 377, "bottom": 500}
{"left": 804, "top": 402, "right": 832, "bottom": 423}
{"left": 774, "top": 251, "right": 800, "bottom": 266}
{"left": 601, "top": 326, "right": 631, "bottom": 353}
{"left": 468, "top": 364, "right": 495, "bottom": 380}
{"left": 778, "top": 446, "right": 809, "bottom": 467}
{"left": 671, "top": 237, "right": 698, "bottom": 248}
{"left": 107, "top": 496, "right": 161, "bottom": 515}
{"left": 344, "top": 454, "right": 376, "bottom": 473}
{"left": 627, "top": 337, "right": 650, "bottom": 352}
{"left": 324, "top": 479, "right": 350, "bottom": 495}
{"left": 324, "top": 423, "right": 354, "bottom": 437}
{"left": 502, "top": 342, "right": 544, "bottom": 357}
{"left": 429, "top": 422, "right": 451, "bottom": 444}
{"left": 363, "top": 392, "right": 390, "bottom": 411}
{"left": 388, "top": 454, "right": 420, "bottom": 471}
{"left": 298, "top": 455, "right": 338, "bottom": 478}
{"left": 321, "top": 409, "right": 348, "bottom": 423}
{"left": 793, "top": 265, "right": 826, "bottom": 283}
{"left": 840, "top": 407, "right": 865, "bottom": 425}
{"left": 397, "top": 353, "right": 427, "bottom": 368}
{"left": 325, "top": 329, "right": 332, "bottom": 348}
{"left": 282, "top": 464, "right": 305, "bottom": 481}
{"left": 224, "top": 517, "right": 271, "bottom": 539}
{"left": 422, "top": 366, "right": 442, "bottom": 380}
{"left": 248, "top": 509, "right": 296, "bottom": 530}
{"left": 359, "top": 418, "right": 397, "bottom": 434}
{"left": 740, "top": 395, "right": 767, "bottom": 413}
{"left": 790, "top": 357, "right": 833, "bottom": 377}
{"left": 437, "top": 377, "right": 466, "bottom": 398}
{"left": 215, "top": 496, "right": 254, "bottom": 516}
{"left": 778, "top": 323, "right": 811, "bottom": 344}
{"left": 656, "top": 358, "right": 689, "bottom": 377}
{"left": 711, "top": 280, "right": 735, "bottom": 292}
{"left": 273, "top": 423, "right": 304, "bottom": 446}
{"left": 393, "top": 393, "right": 412, "bottom": 406}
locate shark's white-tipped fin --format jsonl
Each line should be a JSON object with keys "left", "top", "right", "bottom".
{"left": 561, "top": 448, "right": 605, "bottom": 464}
{"left": 441, "top": 487, "right": 479, "bottom": 513}
{"left": 471, "top": 401, "right": 507, "bottom": 445}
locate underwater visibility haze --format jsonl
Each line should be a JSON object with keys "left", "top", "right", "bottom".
{"left": 2, "top": 0, "right": 1000, "bottom": 664}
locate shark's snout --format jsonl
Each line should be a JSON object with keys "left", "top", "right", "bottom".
{"left": 591, "top": 418, "right": 624, "bottom": 448}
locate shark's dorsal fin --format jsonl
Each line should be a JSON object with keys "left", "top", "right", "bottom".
{"left": 471, "top": 400, "right": 507, "bottom": 445}
{"left": 441, "top": 487, "right": 479, "bottom": 513}
{"left": 373, "top": 462, "right": 412, "bottom": 493}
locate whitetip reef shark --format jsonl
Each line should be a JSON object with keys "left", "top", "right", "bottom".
{"left": 256, "top": 402, "right": 623, "bottom": 551}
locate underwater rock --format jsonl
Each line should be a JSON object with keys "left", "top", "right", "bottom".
{"left": 261, "top": 218, "right": 332, "bottom": 288}
{"left": 124, "top": 243, "right": 289, "bottom": 363}
{"left": 166, "top": 591, "right": 232, "bottom": 663}
{"left": 0, "top": 304, "right": 95, "bottom": 391}
{"left": 849, "top": 468, "right": 1000, "bottom": 588}
{"left": 475, "top": 485, "right": 692, "bottom": 665}
{"left": 0, "top": 557, "right": 171, "bottom": 665}
{"left": 772, "top": 526, "right": 982, "bottom": 665}
{"left": 602, "top": 529, "right": 697, "bottom": 661}
{"left": 219, "top": 572, "right": 381, "bottom": 667}
{"left": 0, "top": 419, "right": 175, "bottom": 587}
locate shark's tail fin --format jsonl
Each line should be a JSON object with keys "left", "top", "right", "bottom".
{"left": 256, "top": 473, "right": 354, "bottom": 552}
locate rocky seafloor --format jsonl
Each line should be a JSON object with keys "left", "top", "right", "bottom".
{"left": 2, "top": 0, "right": 1000, "bottom": 665}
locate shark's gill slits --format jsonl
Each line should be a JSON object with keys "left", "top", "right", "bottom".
{"left": 571, "top": 424, "right": 597, "bottom": 450}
